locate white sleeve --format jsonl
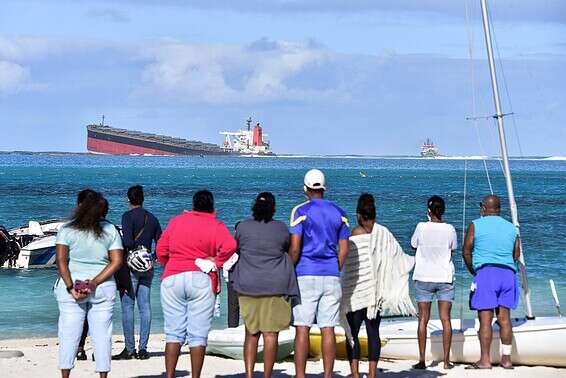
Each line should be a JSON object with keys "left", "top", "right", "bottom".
{"left": 450, "top": 225, "right": 458, "bottom": 250}
{"left": 410, "top": 224, "right": 420, "bottom": 248}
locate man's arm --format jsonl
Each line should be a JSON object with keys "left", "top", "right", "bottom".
{"left": 289, "top": 234, "right": 302, "bottom": 264}
{"left": 121, "top": 213, "right": 134, "bottom": 251}
{"left": 462, "top": 223, "right": 475, "bottom": 276}
{"left": 154, "top": 215, "right": 163, "bottom": 243}
{"left": 513, "top": 236, "right": 521, "bottom": 261}
{"left": 337, "top": 239, "right": 349, "bottom": 270}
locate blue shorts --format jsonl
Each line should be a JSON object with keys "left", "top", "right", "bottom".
{"left": 293, "top": 275, "right": 342, "bottom": 328}
{"left": 414, "top": 280, "right": 455, "bottom": 303}
{"left": 470, "top": 265, "right": 519, "bottom": 311}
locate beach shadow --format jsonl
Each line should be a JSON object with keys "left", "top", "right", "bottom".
{"left": 146, "top": 350, "right": 190, "bottom": 358}
{"left": 379, "top": 369, "right": 446, "bottom": 377}
{"left": 215, "top": 370, "right": 348, "bottom": 378}
{"left": 134, "top": 372, "right": 189, "bottom": 378}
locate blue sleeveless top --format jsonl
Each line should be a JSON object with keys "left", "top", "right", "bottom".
{"left": 472, "top": 215, "right": 517, "bottom": 271}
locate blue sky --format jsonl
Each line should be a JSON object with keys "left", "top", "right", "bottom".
{"left": 0, "top": 0, "right": 564, "bottom": 156}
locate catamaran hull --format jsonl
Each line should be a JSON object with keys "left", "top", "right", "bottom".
{"left": 207, "top": 326, "right": 295, "bottom": 361}
{"left": 380, "top": 317, "right": 566, "bottom": 367}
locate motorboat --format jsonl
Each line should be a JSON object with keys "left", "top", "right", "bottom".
{"left": 1, "top": 220, "right": 65, "bottom": 269}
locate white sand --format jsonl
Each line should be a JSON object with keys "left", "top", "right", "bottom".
{"left": 1, "top": 334, "right": 565, "bottom": 377}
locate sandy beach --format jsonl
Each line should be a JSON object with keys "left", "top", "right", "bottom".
{"left": 1, "top": 334, "right": 564, "bottom": 377}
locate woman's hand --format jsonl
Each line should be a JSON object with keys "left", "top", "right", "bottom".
{"left": 70, "top": 288, "right": 88, "bottom": 301}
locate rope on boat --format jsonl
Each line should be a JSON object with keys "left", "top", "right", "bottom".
{"left": 464, "top": 0, "right": 494, "bottom": 195}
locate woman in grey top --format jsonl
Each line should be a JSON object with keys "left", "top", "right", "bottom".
{"left": 231, "top": 192, "right": 299, "bottom": 378}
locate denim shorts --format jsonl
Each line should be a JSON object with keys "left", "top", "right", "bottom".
{"left": 293, "top": 275, "right": 342, "bottom": 328}
{"left": 414, "top": 280, "right": 455, "bottom": 303}
{"left": 160, "top": 271, "right": 215, "bottom": 347}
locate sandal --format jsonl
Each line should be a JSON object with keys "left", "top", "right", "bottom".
{"left": 465, "top": 362, "right": 492, "bottom": 370}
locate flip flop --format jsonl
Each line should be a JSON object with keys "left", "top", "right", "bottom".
{"left": 465, "top": 362, "right": 492, "bottom": 370}
{"left": 501, "top": 364, "right": 515, "bottom": 370}
{"left": 443, "top": 363, "right": 455, "bottom": 370}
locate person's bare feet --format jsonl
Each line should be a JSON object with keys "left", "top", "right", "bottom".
{"left": 500, "top": 355, "right": 514, "bottom": 369}
{"left": 443, "top": 361, "right": 454, "bottom": 369}
{"left": 412, "top": 361, "right": 426, "bottom": 369}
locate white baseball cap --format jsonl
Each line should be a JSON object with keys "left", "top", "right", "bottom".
{"left": 304, "top": 169, "right": 326, "bottom": 191}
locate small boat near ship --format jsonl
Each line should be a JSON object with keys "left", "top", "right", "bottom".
{"left": 420, "top": 138, "right": 439, "bottom": 157}
{"left": 1, "top": 220, "right": 64, "bottom": 269}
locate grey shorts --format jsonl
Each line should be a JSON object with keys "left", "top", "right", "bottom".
{"left": 293, "top": 275, "right": 342, "bottom": 328}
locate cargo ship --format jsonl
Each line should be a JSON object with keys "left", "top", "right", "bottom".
{"left": 86, "top": 117, "right": 273, "bottom": 156}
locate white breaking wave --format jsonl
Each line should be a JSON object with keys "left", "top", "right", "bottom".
{"left": 542, "top": 156, "right": 566, "bottom": 161}
{"left": 434, "top": 155, "right": 489, "bottom": 160}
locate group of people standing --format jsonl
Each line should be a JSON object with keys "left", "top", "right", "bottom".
{"left": 54, "top": 169, "right": 521, "bottom": 378}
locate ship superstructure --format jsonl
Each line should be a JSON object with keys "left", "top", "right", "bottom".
{"left": 420, "top": 138, "right": 439, "bottom": 157}
{"left": 220, "top": 117, "right": 272, "bottom": 155}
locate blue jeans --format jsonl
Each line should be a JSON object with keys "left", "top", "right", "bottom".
{"left": 120, "top": 269, "right": 153, "bottom": 352}
{"left": 160, "top": 271, "right": 215, "bottom": 347}
{"left": 56, "top": 280, "right": 116, "bottom": 373}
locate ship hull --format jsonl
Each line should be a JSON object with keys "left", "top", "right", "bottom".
{"left": 87, "top": 129, "right": 228, "bottom": 156}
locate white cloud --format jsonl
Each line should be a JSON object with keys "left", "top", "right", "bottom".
{"left": 0, "top": 61, "right": 31, "bottom": 94}
{"left": 138, "top": 39, "right": 352, "bottom": 104}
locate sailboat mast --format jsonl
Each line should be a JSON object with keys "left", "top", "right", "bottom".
{"left": 479, "top": 0, "right": 534, "bottom": 319}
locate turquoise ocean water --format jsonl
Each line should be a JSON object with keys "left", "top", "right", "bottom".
{"left": 0, "top": 154, "right": 565, "bottom": 340}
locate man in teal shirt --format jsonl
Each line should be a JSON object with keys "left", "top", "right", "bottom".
{"left": 463, "top": 195, "right": 520, "bottom": 370}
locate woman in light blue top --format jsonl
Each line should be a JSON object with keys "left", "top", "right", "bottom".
{"left": 55, "top": 190, "right": 123, "bottom": 378}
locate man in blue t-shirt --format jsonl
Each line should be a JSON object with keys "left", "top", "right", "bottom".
{"left": 463, "top": 195, "right": 520, "bottom": 370}
{"left": 289, "top": 169, "right": 350, "bottom": 378}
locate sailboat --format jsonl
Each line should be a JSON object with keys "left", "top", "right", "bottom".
{"left": 376, "top": 0, "right": 566, "bottom": 367}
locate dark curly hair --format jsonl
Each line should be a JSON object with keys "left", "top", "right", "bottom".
{"left": 68, "top": 190, "right": 108, "bottom": 237}
{"left": 76, "top": 188, "right": 97, "bottom": 205}
{"left": 356, "top": 193, "right": 376, "bottom": 221}
{"left": 252, "top": 192, "right": 276, "bottom": 223}
{"left": 193, "top": 190, "right": 214, "bottom": 213}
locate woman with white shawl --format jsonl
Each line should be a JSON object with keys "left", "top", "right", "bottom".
{"left": 340, "top": 193, "right": 416, "bottom": 378}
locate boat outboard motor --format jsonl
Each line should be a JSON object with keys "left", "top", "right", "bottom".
{"left": 0, "top": 226, "right": 20, "bottom": 268}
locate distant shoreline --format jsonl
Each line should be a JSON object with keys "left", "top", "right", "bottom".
{"left": 0, "top": 150, "right": 564, "bottom": 160}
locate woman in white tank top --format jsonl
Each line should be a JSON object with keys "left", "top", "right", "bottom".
{"left": 411, "top": 195, "right": 457, "bottom": 370}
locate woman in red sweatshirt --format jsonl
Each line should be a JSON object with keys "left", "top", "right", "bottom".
{"left": 157, "top": 190, "right": 236, "bottom": 378}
